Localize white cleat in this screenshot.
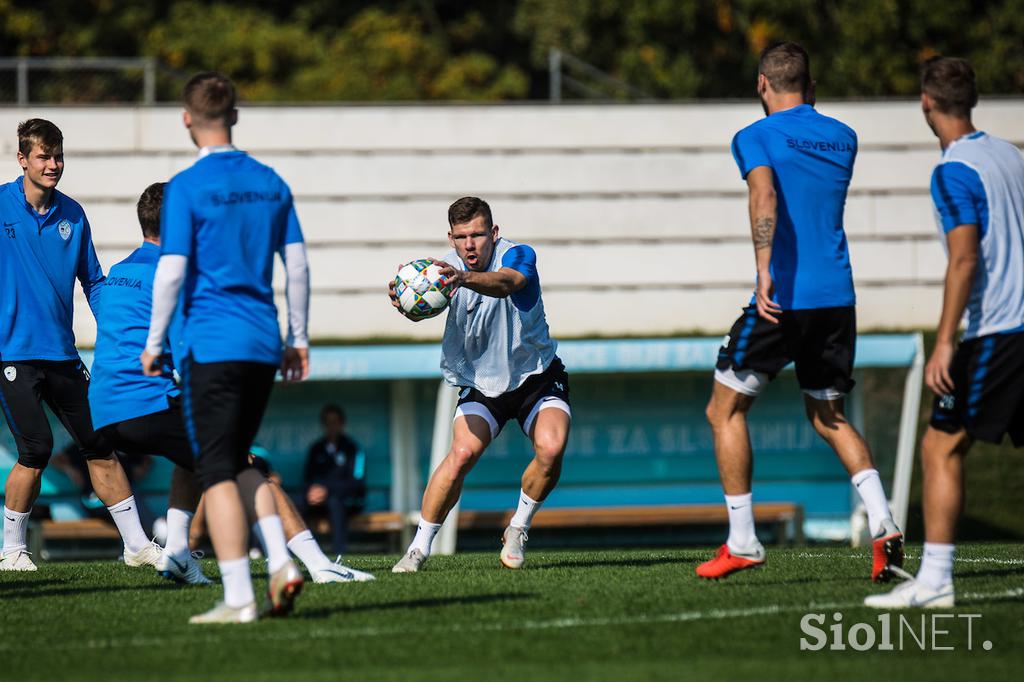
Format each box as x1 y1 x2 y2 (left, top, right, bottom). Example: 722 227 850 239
0 549 38 572
189 601 258 624
392 548 427 573
124 540 163 568
864 577 955 609
157 551 213 585
500 526 528 569
313 557 376 583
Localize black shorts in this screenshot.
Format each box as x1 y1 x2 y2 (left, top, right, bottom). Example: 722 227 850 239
0 359 112 469
930 331 1024 446
180 355 277 490
97 397 195 470
715 305 856 395
455 357 571 439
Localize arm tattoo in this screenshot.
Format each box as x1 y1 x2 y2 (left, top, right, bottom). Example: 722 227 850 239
752 216 775 250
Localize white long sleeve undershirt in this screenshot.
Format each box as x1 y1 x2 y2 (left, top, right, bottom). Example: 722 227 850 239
283 241 310 348
145 254 187 357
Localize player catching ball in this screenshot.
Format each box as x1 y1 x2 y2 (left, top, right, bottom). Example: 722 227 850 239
698 43 904 581
389 197 571 572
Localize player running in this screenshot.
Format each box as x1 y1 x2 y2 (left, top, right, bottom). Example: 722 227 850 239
141 73 311 623
866 58 1024 608
1 119 159 572
389 197 571 572
697 43 903 581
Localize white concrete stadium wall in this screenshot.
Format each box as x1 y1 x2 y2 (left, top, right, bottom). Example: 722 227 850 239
1 100 1021 344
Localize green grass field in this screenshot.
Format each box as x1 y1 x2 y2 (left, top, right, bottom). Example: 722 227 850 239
2 545 1021 681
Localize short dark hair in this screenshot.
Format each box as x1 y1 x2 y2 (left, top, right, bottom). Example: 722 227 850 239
136 183 165 239
17 118 63 157
182 72 236 125
448 196 493 229
921 56 977 119
321 404 346 423
759 42 811 95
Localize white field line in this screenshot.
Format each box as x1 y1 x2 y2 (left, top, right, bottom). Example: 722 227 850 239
3 587 1021 652
795 552 1024 566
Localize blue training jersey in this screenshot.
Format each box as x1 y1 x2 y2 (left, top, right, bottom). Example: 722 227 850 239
731 104 858 310
89 242 182 430
161 148 305 365
930 131 1024 340
0 177 105 361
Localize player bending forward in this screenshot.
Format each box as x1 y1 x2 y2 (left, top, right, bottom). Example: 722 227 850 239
142 73 310 623
866 58 1024 608
390 197 571 572
698 43 904 581
1 119 159 572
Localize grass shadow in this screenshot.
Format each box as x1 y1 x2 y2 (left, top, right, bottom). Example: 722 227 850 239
296 592 537 620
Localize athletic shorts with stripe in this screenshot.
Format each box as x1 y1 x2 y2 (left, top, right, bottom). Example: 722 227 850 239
714 305 856 399
0 359 112 468
179 355 277 490
930 330 1024 446
455 357 571 441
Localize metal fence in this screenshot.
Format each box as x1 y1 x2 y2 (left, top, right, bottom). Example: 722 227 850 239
0 57 184 105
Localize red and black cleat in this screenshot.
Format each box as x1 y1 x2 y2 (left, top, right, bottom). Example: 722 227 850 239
872 528 905 583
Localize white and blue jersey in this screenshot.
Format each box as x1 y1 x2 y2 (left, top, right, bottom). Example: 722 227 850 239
89 242 181 430
441 238 557 397
731 104 857 310
161 148 305 365
930 131 1024 340
0 177 105 361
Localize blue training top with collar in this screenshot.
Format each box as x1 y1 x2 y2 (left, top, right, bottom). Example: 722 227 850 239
0 176 105 362
160 149 305 365
731 104 858 310
89 241 183 430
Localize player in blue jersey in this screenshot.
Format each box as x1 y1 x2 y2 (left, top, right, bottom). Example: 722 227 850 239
141 73 311 623
93 182 370 586
389 197 571 573
0 119 160 572
698 43 904 580
867 58 1024 609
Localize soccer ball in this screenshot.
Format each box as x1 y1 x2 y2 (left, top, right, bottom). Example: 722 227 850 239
393 259 455 320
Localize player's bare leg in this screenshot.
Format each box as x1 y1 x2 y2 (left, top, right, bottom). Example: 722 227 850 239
1 465 43 570
269 478 374 583
696 381 765 578
804 396 903 580
393 415 490 572
189 480 257 623
865 426 967 608
86 454 163 567
502 408 570 569
237 468 302 616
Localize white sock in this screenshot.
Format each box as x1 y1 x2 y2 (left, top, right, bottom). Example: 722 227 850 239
409 520 442 557
509 489 542 530
725 493 758 552
916 542 955 590
255 515 290 573
851 468 893 536
3 506 31 555
287 529 333 573
164 507 193 562
218 556 255 608
107 496 150 553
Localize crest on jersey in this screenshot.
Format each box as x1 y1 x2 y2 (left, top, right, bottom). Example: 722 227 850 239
58 220 72 241
3 366 15 382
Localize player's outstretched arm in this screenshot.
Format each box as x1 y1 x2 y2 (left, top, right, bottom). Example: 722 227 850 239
280 241 310 381
141 254 187 376
746 166 782 324
77 217 106 315
434 260 527 299
926 225 979 395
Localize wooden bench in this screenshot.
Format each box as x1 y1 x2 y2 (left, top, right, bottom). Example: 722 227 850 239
33 502 804 556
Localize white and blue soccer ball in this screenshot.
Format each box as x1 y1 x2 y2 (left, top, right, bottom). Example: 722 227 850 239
394 259 455 320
